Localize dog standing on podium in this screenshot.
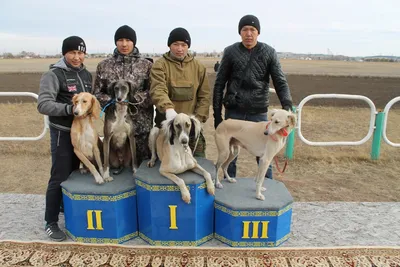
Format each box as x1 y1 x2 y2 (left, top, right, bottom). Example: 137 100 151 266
214 109 296 201
147 113 215 204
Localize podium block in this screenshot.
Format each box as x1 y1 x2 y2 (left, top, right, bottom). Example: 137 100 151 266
214 178 293 247
135 158 215 246
61 169 137 244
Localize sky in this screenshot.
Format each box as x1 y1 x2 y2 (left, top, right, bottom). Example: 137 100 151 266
1 0 399 57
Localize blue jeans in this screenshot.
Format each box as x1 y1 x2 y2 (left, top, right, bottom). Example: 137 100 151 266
224 109 273 179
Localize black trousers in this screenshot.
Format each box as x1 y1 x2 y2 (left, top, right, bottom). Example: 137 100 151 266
45 127 80 224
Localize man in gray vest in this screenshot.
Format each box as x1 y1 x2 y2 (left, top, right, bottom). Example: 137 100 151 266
37 36 92 241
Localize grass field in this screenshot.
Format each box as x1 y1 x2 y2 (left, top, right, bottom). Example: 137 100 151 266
2 57 400 77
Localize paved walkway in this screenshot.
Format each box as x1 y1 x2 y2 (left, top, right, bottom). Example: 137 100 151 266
1 193 399 247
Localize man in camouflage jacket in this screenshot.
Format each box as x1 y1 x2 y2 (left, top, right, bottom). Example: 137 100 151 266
92 25 153 165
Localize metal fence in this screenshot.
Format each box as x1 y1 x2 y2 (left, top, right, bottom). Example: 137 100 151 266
1 92 399 160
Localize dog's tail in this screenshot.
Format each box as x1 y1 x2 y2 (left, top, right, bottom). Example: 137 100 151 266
147 127 160 167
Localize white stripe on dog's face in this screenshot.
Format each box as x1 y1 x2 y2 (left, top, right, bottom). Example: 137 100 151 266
174 114 191 148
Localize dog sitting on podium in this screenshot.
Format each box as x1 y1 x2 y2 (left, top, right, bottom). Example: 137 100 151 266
71 92 108 184
147 113 215 204
214 108 296 201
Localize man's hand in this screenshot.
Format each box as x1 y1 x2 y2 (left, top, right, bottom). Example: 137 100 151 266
166 109 177 120
213 109 223 129
66 104 74 115
214 116 223 129
283 105 292 112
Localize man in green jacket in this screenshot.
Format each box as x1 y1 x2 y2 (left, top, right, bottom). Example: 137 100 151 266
150 27 210 157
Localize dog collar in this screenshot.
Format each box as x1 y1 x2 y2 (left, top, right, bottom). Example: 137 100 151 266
100 99 129 118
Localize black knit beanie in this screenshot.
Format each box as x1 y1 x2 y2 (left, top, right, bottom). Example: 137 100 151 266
114 25 137 45
62 36 86 55
238 15 261 34
167 28 191 48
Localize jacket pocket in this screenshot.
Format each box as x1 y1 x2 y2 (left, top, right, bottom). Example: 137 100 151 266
169 81 194 101
223 93 237 109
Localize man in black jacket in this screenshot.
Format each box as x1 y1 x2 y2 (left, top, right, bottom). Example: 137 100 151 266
213 14 293 180
37 36 91 241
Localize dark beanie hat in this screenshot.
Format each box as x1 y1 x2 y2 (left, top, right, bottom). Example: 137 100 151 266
62 36 86 55
238 15 261 34
114 25 137 45
167 27 191 48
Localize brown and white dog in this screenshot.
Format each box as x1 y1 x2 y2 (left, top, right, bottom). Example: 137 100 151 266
147 113 215 204
71 92 108 184
214 109 296 200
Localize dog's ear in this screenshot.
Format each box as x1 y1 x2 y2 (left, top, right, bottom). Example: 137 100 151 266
168 119 175 145
269 109 278 120
72 94 78 105
107 81 117 99
127 81 137 102
287 113 297 128
90 95 101 119
189 116 201 139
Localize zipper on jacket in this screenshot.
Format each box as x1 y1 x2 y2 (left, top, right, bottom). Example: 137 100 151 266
77 73 86 92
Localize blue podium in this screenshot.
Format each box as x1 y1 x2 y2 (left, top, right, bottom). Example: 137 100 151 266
214 178 293 247
61 169 137 244
135 158 215 246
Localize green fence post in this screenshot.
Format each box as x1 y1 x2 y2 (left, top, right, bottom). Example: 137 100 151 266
371 111 384 160
285 106 296 160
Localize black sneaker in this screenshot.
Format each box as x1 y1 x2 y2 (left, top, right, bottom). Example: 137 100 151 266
45 222 66 242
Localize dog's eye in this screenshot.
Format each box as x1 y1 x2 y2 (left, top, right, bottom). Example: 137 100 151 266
175 124 181 129
83 100 87 103
185 122 190 128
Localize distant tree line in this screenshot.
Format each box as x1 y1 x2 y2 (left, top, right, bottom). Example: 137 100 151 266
363 58 399 62
1 51 399 62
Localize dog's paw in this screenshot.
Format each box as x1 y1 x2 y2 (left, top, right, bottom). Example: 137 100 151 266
256 193 265 201
261 186 266 192
215 182 223 189
95 175 105 185
182 193 191 204
207 185 215 196
132 167 137 174
147 160 156 168
227 178 237 183
104 176 114 182
79 168 89 174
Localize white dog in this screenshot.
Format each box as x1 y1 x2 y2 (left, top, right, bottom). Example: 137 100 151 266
147 113 215 204
214 109 296 200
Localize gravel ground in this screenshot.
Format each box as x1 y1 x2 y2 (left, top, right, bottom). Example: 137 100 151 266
0 193 399 247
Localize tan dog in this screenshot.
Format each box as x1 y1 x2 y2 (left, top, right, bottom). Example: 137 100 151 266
71 92 108 184
214 109 296 200
147 113 215 204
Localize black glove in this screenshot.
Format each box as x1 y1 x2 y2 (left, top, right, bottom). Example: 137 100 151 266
283 105 292 111
66 104 74 115
214 110 223 129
